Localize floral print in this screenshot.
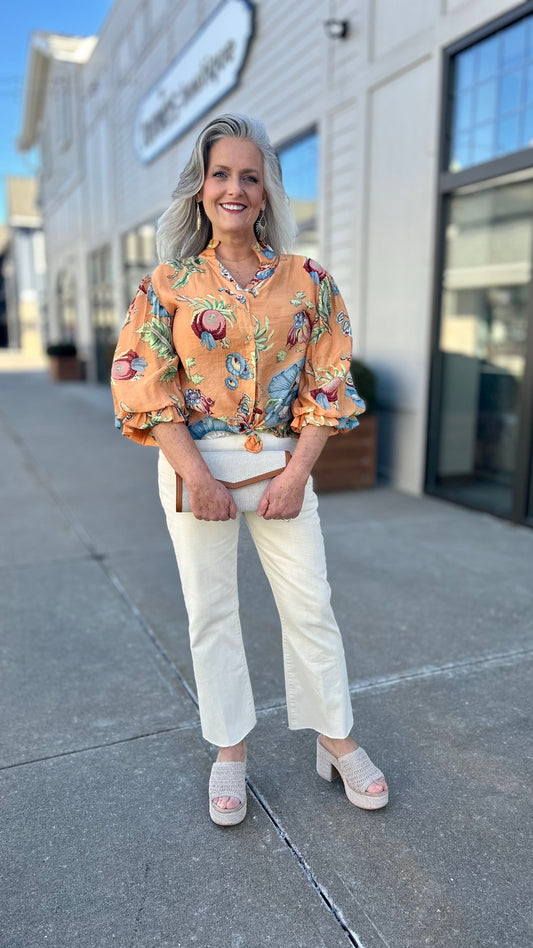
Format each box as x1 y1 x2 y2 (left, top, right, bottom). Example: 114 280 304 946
185 295 235 350
184 388 215 414
111 349 148 380
264 359 305 428
111 239 364 446
192 308 227 349
310 377 342 411
303 258 327 284
226 353 252 382
147 285 172 320
287 311 312 348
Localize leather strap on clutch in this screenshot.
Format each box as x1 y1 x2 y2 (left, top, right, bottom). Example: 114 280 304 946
176 449 292 512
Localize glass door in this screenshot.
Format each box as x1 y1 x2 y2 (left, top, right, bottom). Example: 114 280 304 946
428 176 533 520
528 439 533 524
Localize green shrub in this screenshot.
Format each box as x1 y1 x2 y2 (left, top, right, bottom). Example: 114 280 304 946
46 342 77 357
350 359 376 415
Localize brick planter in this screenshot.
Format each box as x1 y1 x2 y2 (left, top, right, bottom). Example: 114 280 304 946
48 356 81 382
312 415 377 492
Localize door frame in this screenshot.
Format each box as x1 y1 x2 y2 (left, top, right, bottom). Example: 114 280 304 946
425 2 533 526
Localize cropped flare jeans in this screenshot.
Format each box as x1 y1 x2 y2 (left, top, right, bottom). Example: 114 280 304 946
157 434 354 747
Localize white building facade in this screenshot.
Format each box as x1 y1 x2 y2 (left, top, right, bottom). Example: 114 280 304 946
2 177 46 354
19 0 533 525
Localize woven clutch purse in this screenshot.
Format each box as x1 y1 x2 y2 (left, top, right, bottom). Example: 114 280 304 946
175 449 292 512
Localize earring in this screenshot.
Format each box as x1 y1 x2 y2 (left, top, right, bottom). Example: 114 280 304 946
255 210 267 241
196 202 202 231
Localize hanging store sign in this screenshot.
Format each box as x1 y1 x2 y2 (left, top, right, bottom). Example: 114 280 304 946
134 0 255 164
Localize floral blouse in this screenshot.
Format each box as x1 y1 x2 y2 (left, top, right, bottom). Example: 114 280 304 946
111 239 365 448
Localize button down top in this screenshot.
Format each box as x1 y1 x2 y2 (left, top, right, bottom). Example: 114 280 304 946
111 239 365 446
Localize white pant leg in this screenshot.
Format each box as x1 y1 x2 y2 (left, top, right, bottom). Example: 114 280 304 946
244 479 354 739
157 451 256 746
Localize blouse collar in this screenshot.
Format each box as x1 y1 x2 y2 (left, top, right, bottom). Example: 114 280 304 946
203 237 278 266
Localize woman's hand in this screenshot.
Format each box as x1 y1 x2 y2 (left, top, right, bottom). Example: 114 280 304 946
257 469 306 520
256 425 331 520
152 422 237 521
188 472 237 521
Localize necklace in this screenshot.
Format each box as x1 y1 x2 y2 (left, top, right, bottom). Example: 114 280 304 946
215 252 258 289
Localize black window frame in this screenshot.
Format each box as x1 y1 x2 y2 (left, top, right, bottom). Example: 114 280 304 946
426 0 533 526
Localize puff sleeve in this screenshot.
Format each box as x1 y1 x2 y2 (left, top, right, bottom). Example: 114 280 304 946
111 265 188 446
291 268 366 434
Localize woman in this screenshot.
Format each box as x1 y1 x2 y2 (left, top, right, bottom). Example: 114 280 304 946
111 113 388 826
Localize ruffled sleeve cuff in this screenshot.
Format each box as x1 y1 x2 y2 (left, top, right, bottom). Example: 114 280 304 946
114 401 187 446
111 268 190 446
290 401 361 435
290 373 366 434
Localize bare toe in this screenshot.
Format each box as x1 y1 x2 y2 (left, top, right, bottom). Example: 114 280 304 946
213 795 243 809
367 780 387 794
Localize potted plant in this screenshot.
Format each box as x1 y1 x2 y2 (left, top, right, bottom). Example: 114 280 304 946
312 358 378 492
46 342 81 382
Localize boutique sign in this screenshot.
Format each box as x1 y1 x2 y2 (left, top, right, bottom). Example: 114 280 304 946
134 0 255 164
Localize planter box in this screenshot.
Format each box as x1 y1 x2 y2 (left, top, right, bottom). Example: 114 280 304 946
48 356 81 382
312 415 377 492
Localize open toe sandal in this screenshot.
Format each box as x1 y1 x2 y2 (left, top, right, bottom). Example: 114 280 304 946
209 759 247 826
316 737 388 810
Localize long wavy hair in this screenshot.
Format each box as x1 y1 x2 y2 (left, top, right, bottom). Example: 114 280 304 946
156 113 296 261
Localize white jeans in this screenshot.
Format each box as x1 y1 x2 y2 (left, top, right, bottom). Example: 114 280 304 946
157 434 354 746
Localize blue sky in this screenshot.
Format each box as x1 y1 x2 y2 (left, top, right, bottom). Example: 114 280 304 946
1 0 113 224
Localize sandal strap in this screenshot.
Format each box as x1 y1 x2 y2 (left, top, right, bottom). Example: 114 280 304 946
336 747 384 793
209 760 247 803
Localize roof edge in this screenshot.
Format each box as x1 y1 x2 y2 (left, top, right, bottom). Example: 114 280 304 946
17 32 98 152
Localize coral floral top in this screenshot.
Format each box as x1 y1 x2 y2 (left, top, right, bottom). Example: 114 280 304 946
111 239 365 448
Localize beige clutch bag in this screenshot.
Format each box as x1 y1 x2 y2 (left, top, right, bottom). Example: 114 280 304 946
175 449 292 512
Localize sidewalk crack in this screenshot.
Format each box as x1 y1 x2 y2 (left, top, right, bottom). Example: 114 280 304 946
128 859 152 948
348 647 533 695
246 777 388 948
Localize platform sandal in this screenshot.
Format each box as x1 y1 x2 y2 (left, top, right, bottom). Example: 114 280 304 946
209 758 247 826
316 737 388 810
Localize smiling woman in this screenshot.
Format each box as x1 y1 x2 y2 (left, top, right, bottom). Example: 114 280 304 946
156 114 295 261
111 112 388 827
197 137 267 288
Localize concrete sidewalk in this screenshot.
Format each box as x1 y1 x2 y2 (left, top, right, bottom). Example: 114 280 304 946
1 369 532 948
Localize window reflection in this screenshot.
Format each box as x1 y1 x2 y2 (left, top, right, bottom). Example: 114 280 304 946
89 245 116 382
434 180 533 516
278 132 318 258
56 270 77 343
122 222 156 307
449 13 533 171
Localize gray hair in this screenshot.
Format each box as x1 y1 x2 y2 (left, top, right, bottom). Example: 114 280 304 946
156 113 296 261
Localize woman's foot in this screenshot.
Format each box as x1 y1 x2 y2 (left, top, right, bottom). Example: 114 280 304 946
212 739 247 810
319 734 387 795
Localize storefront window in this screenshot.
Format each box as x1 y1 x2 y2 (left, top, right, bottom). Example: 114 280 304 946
433 179 532 518
89 245 115 383
429 6 533 525
122 222 156 307
449 13 533 171
278 132 318 257
56 270 77 342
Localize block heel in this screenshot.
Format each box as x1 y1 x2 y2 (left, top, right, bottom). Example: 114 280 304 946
316 737 388 810
316 740 340 781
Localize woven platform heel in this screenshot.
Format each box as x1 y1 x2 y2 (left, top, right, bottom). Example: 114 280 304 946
316 737 388 810
316 743 338 781
209 758 248 826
